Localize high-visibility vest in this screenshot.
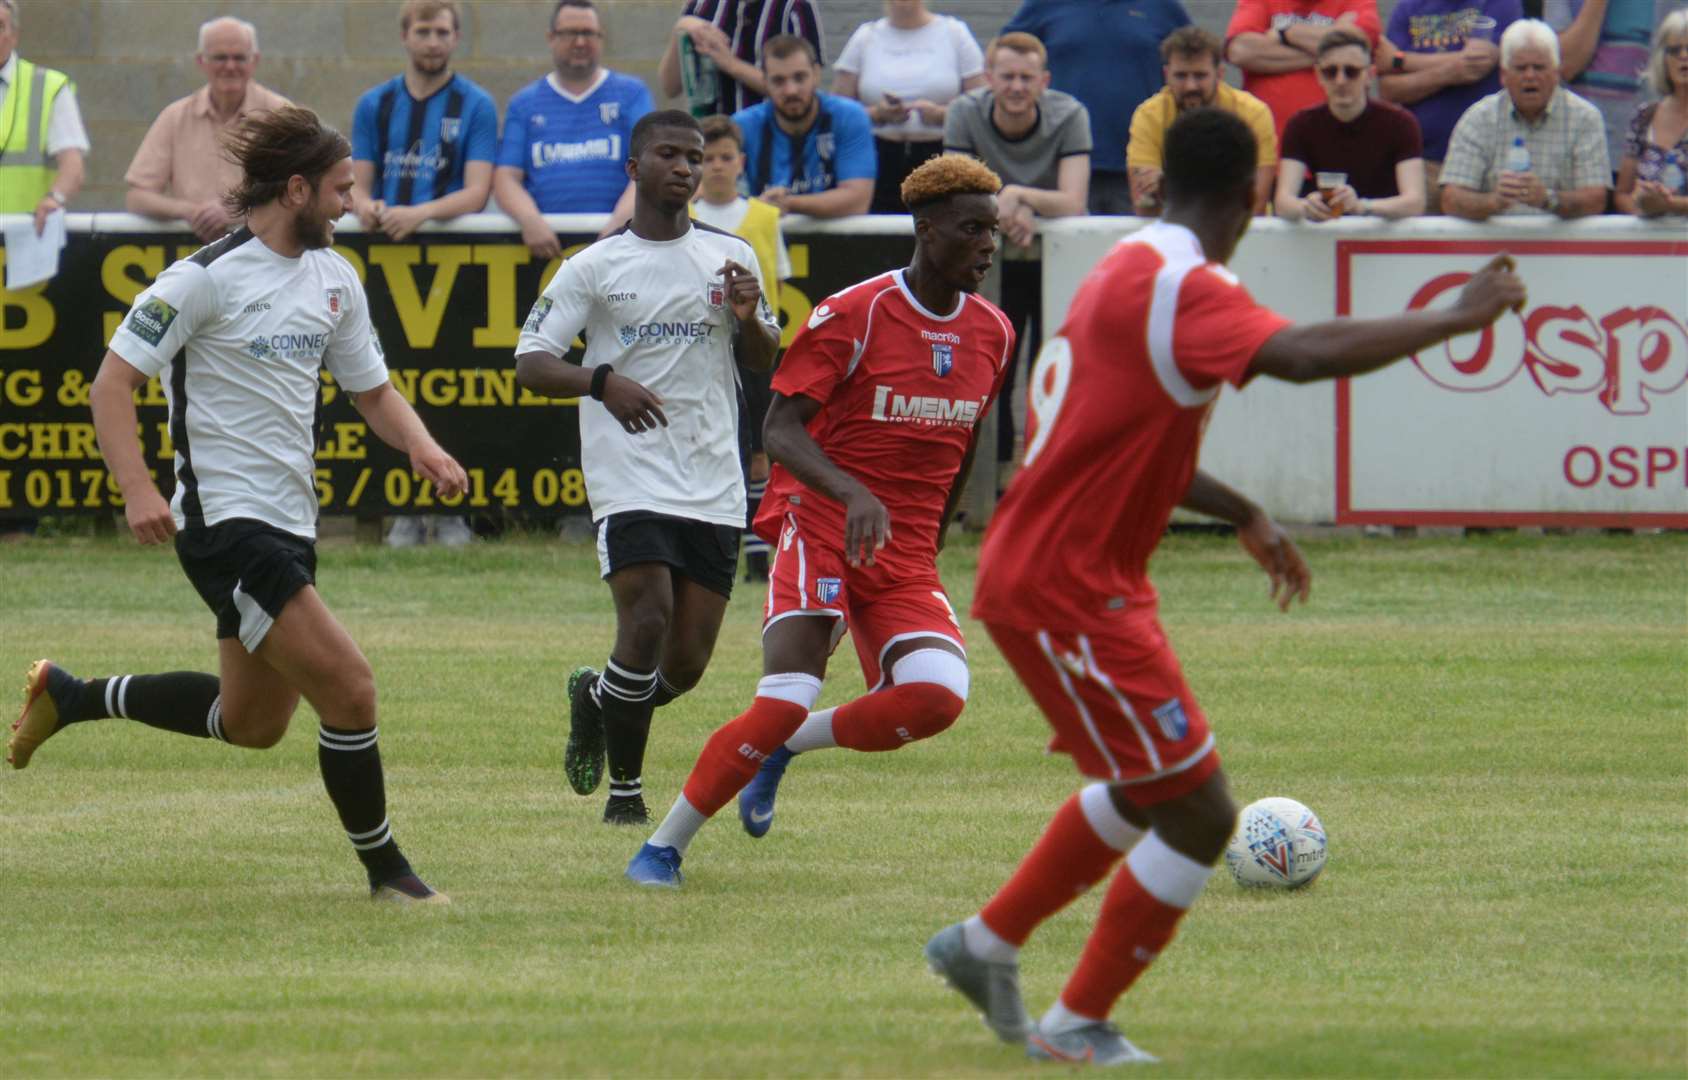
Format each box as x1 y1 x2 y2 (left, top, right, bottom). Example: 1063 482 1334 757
0 59 72 213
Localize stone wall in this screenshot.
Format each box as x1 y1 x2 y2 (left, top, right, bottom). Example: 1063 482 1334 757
27 0 1395 210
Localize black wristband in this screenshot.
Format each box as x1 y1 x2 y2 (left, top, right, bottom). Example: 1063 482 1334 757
589 363 613 401
1278 26 1291 46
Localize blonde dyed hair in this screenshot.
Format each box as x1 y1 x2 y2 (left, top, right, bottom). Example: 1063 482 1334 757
900 153 1002 212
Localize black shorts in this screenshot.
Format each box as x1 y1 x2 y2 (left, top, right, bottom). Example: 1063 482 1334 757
596 511 739 599
176 518 316 651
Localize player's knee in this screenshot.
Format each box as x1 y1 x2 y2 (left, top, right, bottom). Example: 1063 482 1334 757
618 608 671 666
897 681 966 740
322 660 378 731
1159 783 1238 864
888 648 970 741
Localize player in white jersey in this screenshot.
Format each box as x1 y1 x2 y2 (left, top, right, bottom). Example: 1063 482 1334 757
9 107 469 905
517 110 780 825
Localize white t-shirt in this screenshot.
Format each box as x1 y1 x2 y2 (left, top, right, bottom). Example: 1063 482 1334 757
691 196 793 283
835 15 984 141
517 223 779 528
109 228 388 539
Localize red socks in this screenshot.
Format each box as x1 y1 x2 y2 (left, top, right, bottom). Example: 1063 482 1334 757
831 682 964 752
680 695 808 816
979 788 1136 945
1058 832 1213 1020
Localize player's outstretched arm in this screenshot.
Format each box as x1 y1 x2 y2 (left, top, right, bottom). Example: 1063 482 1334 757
764 391 890 567
1249 254 1526 384
1181 470 1310 612
349 381 467 498
90 350 176 545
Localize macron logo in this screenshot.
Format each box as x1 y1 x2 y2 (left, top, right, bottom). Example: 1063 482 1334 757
807 305 837 330
870 385 984 427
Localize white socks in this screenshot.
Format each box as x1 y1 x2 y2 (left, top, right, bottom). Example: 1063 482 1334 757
963 914 1018 964
648 794 708 855
1041 999 1101 1036
782 706 837 753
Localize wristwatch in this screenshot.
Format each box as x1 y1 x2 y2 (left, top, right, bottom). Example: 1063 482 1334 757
1278 26 1292 46
47 190 66 206
1544 188 1560 213
1391 52 1406 72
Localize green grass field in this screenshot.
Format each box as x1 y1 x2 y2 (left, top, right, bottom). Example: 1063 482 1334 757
1 531 1683 1078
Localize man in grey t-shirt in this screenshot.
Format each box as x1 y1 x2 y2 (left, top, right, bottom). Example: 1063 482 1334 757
943 31 1090 479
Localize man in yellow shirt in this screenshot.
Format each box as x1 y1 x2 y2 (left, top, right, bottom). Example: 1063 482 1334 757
1127 27 1278 214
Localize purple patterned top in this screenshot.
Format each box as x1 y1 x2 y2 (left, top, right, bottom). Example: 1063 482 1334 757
1624 102 1688 195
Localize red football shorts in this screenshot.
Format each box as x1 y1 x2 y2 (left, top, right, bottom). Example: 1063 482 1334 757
984 615 1219 807
764 513 965 689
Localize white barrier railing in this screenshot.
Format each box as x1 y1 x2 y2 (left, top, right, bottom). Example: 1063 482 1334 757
24 212 1687 526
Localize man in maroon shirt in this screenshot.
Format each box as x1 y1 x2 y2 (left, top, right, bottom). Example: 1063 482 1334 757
1274 27 1428 219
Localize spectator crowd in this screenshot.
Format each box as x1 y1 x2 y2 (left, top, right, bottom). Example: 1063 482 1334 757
6 0 1685 528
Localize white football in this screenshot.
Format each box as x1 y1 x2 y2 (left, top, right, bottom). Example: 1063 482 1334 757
1225 797 1328 889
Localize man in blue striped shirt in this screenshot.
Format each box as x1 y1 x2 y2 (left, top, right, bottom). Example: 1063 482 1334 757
351 0 497 241
494 0 654 257
352 0 495 548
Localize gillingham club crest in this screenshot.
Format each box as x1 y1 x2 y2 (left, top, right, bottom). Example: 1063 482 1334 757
814 577 842 604
600 101 620 125
931 342 954 377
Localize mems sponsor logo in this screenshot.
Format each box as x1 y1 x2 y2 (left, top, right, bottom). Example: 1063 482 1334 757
532 135 622 169
869 385 985 427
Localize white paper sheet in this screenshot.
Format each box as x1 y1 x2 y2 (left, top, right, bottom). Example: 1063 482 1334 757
4 209 66 290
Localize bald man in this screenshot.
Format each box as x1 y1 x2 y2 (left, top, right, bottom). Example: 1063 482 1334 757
125 16 290 241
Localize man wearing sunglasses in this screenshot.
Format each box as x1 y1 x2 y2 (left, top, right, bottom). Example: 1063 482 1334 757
1275 28 1427 219
494 0 653 257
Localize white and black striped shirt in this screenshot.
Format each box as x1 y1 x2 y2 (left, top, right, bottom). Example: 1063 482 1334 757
109 228 388 539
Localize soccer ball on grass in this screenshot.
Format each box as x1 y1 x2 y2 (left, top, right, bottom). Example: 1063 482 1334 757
1225 797 1328 889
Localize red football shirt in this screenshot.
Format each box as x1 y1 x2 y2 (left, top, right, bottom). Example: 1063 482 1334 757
756 269 1015 576
973 223 1291 633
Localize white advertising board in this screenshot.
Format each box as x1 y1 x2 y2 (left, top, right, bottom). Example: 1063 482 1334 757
1042 217 1688 525
1338 239 1688 527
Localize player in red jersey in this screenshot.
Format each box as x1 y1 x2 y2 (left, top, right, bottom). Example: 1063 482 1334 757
626 154 1016 887
925 108 1527 1064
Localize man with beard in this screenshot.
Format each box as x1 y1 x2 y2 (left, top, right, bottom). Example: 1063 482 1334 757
351 0 497 243
351 0 496 551
731 34 875 218
495 0 653 257
1128 27 1279 215
516 110 780 826
624 153 1016 888
1440 17 1610 218
12 106 468 906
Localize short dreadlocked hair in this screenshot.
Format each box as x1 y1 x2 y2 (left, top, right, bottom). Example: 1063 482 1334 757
901 153 1002 216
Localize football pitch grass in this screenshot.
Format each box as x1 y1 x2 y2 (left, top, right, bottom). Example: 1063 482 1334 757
1 530 1683 1078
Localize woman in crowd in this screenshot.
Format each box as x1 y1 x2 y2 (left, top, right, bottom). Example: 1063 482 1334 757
833 0 987 213
1614 7 1688 216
